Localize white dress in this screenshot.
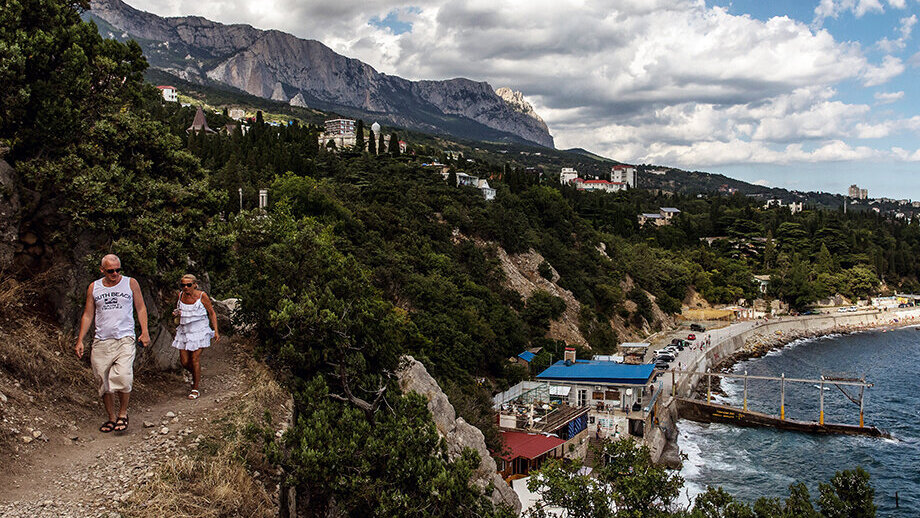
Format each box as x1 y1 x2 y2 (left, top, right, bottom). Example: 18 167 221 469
172 295 214 351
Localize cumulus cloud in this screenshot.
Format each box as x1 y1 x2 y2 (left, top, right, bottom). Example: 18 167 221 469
752 179 770 186
814 0 885 26
862 55 905 86
877 14 917 51
874 91 904 104
126 0 919 168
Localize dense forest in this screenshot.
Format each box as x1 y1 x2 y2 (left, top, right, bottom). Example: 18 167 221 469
0 1 891 515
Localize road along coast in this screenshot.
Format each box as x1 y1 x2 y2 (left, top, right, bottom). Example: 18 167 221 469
647 306 920 465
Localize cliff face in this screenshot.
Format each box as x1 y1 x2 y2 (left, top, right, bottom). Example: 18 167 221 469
86 0 554 148
397 356 522 515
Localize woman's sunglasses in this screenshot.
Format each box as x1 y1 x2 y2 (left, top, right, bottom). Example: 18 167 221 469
180 283 194 287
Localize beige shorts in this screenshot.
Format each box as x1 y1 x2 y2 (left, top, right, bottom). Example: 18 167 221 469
90 336 136 396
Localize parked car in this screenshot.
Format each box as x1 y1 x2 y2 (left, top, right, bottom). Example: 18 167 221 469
690 323 706 332
655 353 675 362
687 333 696 340
654 361 670 370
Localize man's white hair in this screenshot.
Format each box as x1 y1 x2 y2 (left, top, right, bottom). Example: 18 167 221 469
101 254 121 267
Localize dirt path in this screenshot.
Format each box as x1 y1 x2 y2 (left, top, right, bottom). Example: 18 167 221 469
0 340 246 517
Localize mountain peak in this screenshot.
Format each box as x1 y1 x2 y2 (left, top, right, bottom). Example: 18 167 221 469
495 87 547 127
87 0 554 148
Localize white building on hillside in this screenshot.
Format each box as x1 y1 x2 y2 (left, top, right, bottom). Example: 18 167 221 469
572 178 627 193
319 118 357 149
560 167 578 184
611 164 636 188
156 85 178 102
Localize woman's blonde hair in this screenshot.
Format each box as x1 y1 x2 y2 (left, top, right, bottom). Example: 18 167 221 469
180 274 198 286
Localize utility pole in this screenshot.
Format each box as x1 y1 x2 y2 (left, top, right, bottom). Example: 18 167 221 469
238 187 243 212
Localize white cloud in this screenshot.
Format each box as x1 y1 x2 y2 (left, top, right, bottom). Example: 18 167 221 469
124 0 920 168
874 91 904 104
862 55 905 86
877 14 917 51
752 179 770 186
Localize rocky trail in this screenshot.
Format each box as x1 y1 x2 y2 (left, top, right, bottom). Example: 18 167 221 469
0 339 248 517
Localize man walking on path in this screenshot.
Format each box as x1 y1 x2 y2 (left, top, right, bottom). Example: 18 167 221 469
75 254 149 433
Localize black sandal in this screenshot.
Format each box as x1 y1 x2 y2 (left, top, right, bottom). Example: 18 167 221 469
99 420 116 433
113 416 129 432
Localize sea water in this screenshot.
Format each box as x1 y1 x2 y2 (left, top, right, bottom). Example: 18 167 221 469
679 327 920 516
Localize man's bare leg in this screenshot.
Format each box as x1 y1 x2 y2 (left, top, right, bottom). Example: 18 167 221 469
102 392 116 421
117 392 130 419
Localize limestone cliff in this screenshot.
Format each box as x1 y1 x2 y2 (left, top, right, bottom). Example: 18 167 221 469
397 356 522 515
86 0 555 148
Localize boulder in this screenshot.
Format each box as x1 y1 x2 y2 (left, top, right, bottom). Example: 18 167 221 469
397 356 522 515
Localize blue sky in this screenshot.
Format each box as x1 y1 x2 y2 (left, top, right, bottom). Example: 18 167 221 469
136 0 920 198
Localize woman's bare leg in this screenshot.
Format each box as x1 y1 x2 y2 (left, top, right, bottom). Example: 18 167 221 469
190 349 202 391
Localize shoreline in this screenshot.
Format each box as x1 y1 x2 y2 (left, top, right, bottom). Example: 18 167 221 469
650 308 920 466
708 315 920 375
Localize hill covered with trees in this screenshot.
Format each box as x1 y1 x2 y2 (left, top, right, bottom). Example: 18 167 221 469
0 1 897 515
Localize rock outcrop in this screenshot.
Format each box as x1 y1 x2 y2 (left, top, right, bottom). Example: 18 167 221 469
86 0 555 148
492 245 587 346
397 356 522 515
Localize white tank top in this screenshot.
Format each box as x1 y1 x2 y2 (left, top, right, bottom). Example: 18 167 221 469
93 276 135 340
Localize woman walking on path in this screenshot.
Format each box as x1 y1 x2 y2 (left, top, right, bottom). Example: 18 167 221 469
172 274 219 399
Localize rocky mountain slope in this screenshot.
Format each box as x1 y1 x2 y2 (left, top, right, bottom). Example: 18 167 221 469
85 0 554 148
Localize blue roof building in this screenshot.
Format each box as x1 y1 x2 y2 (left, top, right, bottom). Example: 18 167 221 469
517 351 536 362
536 360 654 386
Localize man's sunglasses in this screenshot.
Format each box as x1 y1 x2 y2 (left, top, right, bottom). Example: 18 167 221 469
180 283 194 287
104 268 122 274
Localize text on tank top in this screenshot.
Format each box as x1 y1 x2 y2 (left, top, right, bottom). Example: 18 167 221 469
93 276 135 340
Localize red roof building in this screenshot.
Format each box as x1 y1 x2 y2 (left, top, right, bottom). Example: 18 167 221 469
497 430 566 479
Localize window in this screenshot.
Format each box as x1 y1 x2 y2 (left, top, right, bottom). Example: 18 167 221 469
578 389 588 407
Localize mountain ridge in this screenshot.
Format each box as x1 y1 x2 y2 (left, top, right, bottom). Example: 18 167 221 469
85 0 555 148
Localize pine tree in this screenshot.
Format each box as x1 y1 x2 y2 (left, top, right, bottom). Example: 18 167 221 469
390 132 400 157
355 120 365 152
367 130 376 154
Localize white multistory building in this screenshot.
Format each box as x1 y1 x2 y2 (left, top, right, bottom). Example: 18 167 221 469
560 167 578 185
611 164 636 188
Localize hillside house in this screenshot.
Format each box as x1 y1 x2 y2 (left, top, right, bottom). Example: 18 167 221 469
638 213 663 226
156 85 178 102
611 164 636 188
534 348 656 437
571 178 627 193
560 167 578 184
455 173 496 201
319 118 356 149
496 430 566 479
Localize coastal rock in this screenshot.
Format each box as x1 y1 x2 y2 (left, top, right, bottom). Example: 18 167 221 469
397 356 522 515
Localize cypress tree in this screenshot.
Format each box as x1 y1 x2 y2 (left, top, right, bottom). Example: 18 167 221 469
390 132 400 157
368 130 376 154
378 132 386 156
355 119 365 152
